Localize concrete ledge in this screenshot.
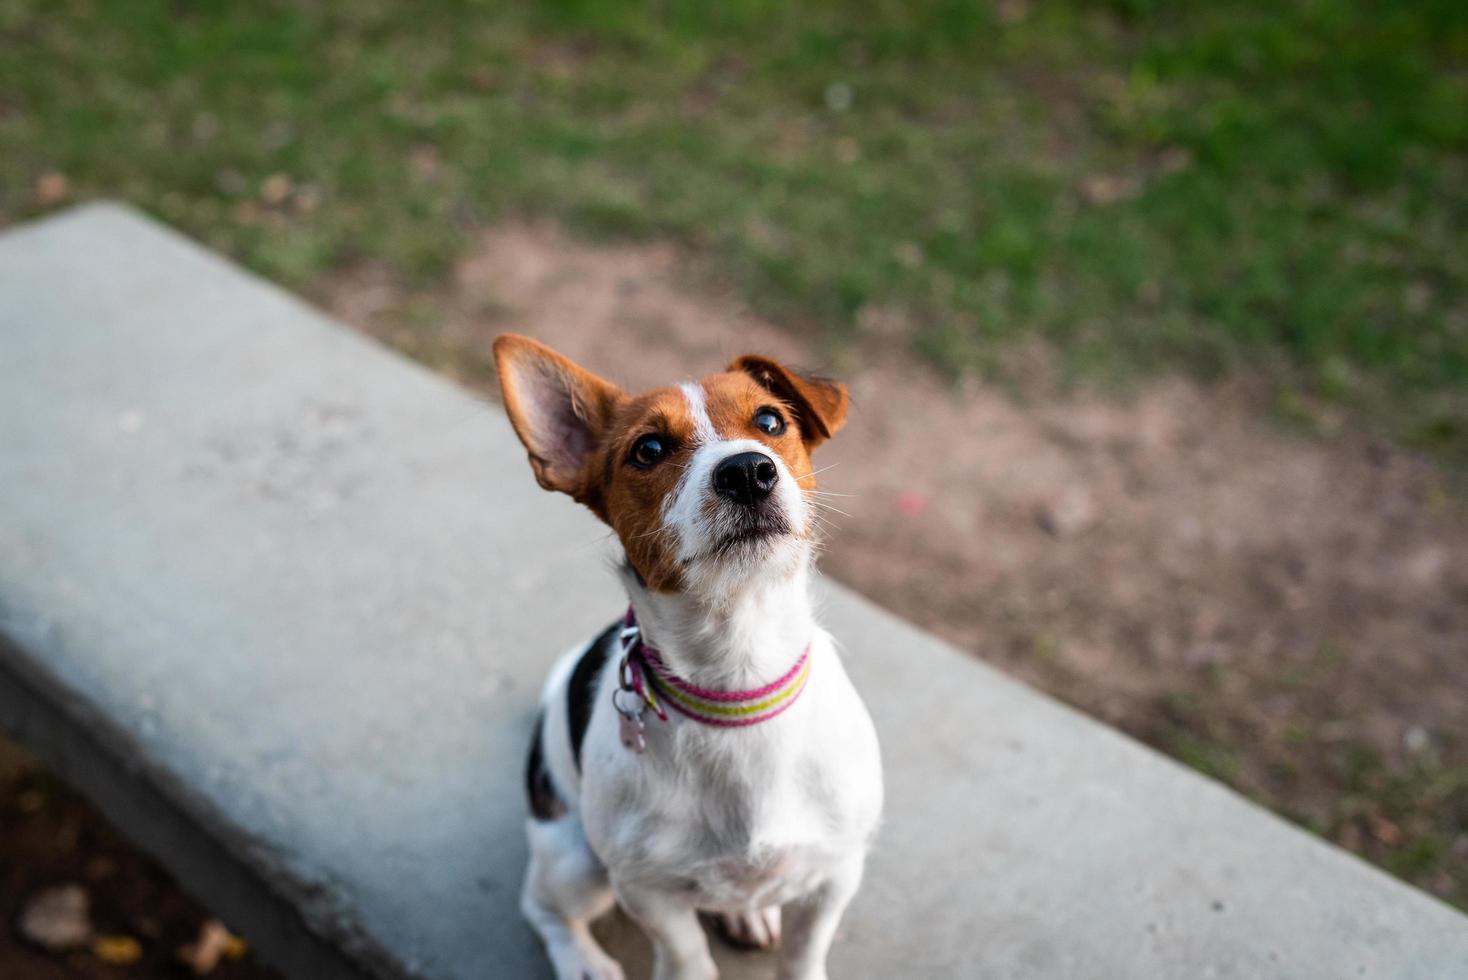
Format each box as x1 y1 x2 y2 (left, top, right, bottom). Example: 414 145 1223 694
0 636 398 979
2 202 1466 979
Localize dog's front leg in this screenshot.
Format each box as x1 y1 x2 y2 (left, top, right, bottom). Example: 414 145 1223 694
776 854 865 980
616 884 718 980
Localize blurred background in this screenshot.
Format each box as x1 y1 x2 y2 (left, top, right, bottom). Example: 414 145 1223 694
2 0 1465 975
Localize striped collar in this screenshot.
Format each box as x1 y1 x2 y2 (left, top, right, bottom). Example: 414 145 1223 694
617 607 811 728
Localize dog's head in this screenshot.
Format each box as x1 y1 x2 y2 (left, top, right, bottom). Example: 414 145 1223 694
493 335 847 598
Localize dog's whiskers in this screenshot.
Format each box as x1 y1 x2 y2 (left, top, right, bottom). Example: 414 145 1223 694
807 499 853 519
629 520 676 542
791 462 841 482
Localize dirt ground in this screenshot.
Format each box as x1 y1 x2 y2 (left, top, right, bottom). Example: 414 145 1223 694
3 220 1464 978
330 220 1468 906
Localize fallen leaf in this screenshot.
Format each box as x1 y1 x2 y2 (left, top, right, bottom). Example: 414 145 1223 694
92 934 143 965
996 0 1029 23
260 173 292 206
1078 173 1139 206
178 919 246 975
293 183 322 214
35 172 71 205
1369 815 1403 847
19 883 93 950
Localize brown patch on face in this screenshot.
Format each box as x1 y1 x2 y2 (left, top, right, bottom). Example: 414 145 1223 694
700 371 819 492
588 387 698 591
583 373 826 591
727 355 849 451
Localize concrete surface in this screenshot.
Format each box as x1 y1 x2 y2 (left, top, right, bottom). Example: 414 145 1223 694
1 202 1466 980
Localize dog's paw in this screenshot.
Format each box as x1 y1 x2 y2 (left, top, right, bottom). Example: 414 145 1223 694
549 944 626 980
710 906 782 950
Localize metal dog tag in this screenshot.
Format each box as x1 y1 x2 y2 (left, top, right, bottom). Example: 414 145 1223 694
618 710 646 754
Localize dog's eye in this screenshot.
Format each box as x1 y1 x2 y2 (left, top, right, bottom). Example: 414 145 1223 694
753 408 786 436
629 434 670 469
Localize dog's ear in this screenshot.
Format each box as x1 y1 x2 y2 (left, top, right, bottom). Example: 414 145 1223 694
729 355 849 449
493 334 624 500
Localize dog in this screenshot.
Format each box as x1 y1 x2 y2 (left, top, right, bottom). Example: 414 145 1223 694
493 335 882 980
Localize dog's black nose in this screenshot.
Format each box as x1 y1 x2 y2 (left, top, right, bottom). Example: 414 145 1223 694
713 451 779 508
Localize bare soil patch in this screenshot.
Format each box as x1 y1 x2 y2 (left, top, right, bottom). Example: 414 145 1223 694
326 220 1468 907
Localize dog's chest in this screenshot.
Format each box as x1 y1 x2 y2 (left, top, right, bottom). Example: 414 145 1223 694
690 841 828 910
655 789 839 910
589 732 858 908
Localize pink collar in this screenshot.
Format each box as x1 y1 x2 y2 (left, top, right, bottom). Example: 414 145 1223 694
616 607 812 730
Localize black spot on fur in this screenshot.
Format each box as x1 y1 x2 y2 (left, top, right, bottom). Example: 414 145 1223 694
568 620 621 773
525 710 566 821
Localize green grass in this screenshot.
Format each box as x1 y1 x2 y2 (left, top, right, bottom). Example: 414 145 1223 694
1152 691 1468 910
2 0 1466 448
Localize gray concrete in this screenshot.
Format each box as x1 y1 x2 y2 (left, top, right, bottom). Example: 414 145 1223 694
0 202 1464 980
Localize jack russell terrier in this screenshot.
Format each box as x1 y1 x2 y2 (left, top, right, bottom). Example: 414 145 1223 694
493 335 883 980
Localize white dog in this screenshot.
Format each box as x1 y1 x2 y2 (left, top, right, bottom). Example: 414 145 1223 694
494 335 882 980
